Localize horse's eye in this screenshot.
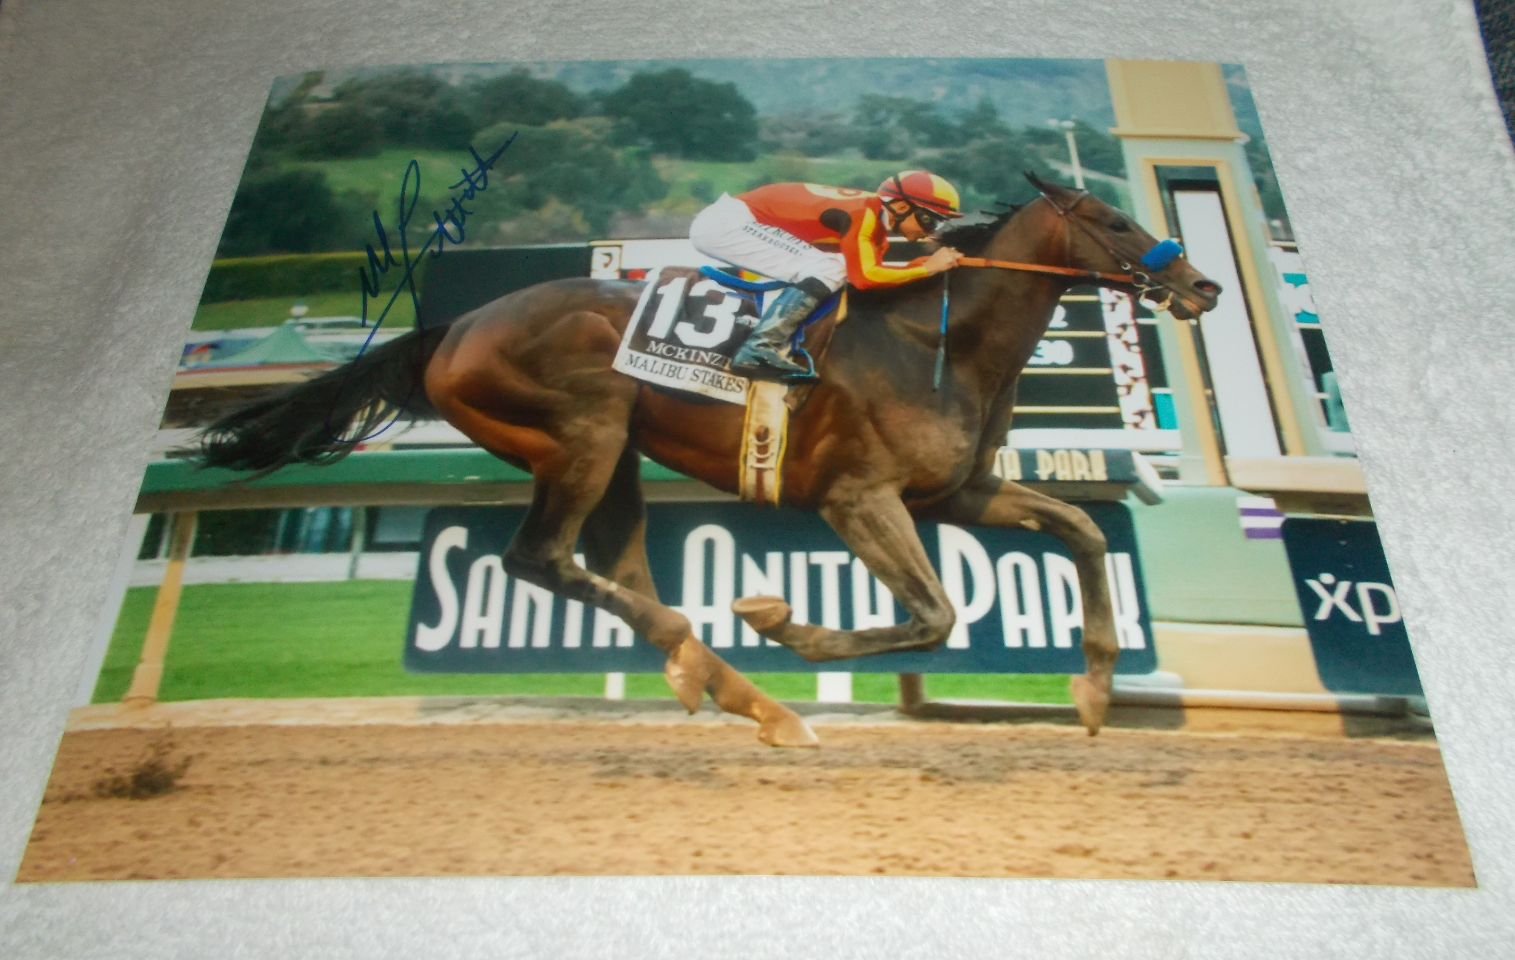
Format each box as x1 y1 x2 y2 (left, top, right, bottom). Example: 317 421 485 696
1110 220 1132 233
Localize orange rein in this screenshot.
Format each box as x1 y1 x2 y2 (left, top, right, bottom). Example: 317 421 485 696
955 256 1135 285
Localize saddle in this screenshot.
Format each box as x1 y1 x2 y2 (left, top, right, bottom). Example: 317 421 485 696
611 265 847 507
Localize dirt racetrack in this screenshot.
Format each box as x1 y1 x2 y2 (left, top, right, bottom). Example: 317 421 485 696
17 714 1473 885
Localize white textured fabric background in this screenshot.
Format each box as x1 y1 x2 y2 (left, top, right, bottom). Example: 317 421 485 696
1 0 1512 956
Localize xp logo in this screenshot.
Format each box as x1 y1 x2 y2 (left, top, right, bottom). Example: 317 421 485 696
1303 572 1401 636
1282 519 1421 696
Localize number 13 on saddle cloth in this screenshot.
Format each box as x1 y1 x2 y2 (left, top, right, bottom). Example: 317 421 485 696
611 266 847 506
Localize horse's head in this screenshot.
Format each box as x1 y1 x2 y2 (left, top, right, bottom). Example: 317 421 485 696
1022 173 1220 320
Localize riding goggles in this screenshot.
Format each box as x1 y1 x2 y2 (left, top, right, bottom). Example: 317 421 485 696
888 201 946 233
910 206 948 232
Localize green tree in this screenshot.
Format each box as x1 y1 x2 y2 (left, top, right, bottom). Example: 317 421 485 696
470 119 667 236
933 132 1058 211
758 110 855 157
852 95 963 159
471 69 585 127
855 126 912 162
329 70 475 152
216 170 367 257
1023 121 1126 178
270 69 477 159
599 69 758 161
1083 178 1127 211
295 103 379 159
957 98 1011 142
1067 120 1124 177
244 72 323 171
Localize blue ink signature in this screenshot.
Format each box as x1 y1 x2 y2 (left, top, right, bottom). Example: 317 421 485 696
357 132 517 331
326 133 515 442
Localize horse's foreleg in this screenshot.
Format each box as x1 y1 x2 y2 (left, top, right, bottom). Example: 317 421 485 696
917 477 1118 734
733 487 958 660
580 448 816 747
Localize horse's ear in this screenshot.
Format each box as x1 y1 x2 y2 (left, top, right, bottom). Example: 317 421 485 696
1024 171 1049 194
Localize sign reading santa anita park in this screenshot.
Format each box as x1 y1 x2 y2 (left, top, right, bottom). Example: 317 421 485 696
404 502 1156 674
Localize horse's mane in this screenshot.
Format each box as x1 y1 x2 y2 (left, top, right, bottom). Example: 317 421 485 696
934 204 1023 256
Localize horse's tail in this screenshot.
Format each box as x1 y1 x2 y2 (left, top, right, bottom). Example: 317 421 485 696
197 327 448 475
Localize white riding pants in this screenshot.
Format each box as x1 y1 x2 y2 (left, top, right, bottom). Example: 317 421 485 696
688 193 848 292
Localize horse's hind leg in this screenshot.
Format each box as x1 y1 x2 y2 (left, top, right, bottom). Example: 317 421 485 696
580 447 817 747
428 307 812 745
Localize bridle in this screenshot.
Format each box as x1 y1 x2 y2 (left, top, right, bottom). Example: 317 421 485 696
929 189 1191 391
954 191 1183 312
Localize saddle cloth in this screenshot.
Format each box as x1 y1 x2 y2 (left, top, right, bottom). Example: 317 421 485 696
612 266 762 405
612 266 844 505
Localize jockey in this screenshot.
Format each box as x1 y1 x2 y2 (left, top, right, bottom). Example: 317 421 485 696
689 170 965 380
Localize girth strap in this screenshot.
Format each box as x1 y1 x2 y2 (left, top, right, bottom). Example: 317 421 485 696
698 265 790 292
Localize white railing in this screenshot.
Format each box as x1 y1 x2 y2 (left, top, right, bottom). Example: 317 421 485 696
1007 427 1182 452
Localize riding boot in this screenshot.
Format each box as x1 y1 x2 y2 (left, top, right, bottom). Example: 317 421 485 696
731 279 830 381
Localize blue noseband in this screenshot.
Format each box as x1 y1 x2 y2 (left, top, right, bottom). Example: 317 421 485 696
1139 238 1183 271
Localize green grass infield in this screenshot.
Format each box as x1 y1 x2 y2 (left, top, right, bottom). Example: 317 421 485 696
94 581 1072 706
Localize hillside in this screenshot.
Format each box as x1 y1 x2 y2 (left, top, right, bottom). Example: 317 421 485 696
270 57 1120 128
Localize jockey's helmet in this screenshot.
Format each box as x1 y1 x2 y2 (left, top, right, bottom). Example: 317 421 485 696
878 171 962 230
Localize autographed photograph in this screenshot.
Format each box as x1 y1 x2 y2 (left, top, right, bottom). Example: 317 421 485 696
16 57 1473 885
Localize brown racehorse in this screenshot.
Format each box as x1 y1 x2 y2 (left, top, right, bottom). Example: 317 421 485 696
201 175 1220 747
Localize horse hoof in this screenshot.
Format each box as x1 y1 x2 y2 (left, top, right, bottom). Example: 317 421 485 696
664 641 708 713
731 595 791 633
1070 674 1111 736
757 708 819 748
